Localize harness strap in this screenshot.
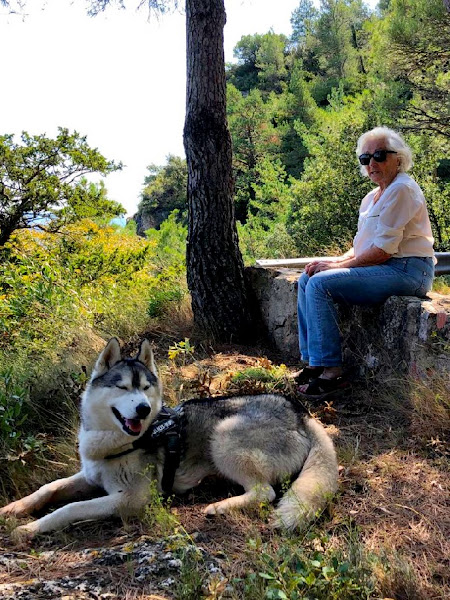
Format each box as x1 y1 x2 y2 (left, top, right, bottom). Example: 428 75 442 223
161 430 182 494
104 445 136 460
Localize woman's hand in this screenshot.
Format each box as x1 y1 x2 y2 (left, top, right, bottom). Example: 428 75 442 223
305 260 338 276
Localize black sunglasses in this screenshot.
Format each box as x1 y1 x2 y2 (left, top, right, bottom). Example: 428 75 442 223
358 150 397 165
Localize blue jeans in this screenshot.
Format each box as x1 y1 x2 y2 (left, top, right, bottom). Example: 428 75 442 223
297 257 435 367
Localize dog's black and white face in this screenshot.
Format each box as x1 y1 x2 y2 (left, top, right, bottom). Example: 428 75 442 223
82 338 162 437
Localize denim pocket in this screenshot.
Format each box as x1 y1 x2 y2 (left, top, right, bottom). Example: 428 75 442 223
388 257 434 297
406 258 434 297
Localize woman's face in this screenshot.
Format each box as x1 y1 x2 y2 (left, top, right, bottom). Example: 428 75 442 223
361 138 400 189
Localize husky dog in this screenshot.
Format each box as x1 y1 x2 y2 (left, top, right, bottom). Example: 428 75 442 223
1 339 338 539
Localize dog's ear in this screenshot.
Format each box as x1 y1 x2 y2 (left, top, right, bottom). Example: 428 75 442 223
92 338 122 378
137 339 158 375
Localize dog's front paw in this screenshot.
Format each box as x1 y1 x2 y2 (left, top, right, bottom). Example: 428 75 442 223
11 521 39 544
0 500 30 518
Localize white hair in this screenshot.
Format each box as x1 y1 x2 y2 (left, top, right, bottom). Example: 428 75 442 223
356 126 413 176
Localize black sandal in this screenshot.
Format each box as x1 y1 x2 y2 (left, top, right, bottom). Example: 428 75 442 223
292 367 324 385
297 376 351 400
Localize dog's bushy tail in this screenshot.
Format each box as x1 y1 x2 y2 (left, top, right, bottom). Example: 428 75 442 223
274 417 338 531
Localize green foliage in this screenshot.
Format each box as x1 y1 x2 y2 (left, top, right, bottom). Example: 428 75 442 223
290 0 371 104
281 60 318 178
0 128 122 246
287 91 374 255
227 32 290 94
233 534 375 600
145 209 187 269
239 220 297 264
173 547 207 600
226 359 288 395
0 369 29 447
290 0 319 48
227 85 283 221
231 367 276 384
238 159 298 262
147 285 184 319
0 234 81 354
137 155 187 230
230 363 287 385
408 135 450 251
255 32 290 94
376 0 450 138
249 159 291 222
56 177 124 224
315 0 369 83
145 211 187 317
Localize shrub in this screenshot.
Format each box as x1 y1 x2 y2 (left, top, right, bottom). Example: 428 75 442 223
0 369 29 447
433 275 450 295
145 210 188 318
233 534 375 600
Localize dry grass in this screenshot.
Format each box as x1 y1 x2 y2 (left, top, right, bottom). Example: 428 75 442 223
328 371 450 600
433 275 450 295
0 337 449 599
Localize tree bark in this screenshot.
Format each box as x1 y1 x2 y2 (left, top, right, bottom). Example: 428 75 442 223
184 0 253 341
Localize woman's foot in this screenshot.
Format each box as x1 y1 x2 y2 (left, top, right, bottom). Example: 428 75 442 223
296 375 351 400
298 366 342 393
292 366 324 385
321 366 343 379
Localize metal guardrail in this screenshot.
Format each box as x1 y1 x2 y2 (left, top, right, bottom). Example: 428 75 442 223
256 252 450 276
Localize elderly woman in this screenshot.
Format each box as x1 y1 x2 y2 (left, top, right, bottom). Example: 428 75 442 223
296 127 435 399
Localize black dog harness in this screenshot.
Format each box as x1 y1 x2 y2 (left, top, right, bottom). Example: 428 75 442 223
105 405 184 494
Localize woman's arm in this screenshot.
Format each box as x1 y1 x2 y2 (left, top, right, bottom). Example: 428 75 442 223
307 245 390 276
335 248 355 261
338 245 391 268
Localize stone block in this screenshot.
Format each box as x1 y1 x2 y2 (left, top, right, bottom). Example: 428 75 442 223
246 266 450 378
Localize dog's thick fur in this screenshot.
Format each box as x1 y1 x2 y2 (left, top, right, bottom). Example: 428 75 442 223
1 339 338 539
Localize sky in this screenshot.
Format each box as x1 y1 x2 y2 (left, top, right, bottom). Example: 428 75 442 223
0 0 376 216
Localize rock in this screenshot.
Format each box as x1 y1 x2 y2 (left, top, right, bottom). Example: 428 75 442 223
0 537 224 600
133 208 175 237
246 266 450 378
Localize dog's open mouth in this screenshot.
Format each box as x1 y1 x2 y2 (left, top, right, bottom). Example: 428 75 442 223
112 407 143 436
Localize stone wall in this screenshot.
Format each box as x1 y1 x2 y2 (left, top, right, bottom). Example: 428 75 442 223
246 266 450 378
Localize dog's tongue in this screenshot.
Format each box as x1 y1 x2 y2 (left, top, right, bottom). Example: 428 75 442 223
125 418 142 433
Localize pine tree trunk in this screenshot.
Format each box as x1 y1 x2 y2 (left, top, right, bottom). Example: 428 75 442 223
183 0 252 341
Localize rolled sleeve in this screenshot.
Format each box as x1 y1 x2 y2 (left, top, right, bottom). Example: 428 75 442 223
373 185 421 254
